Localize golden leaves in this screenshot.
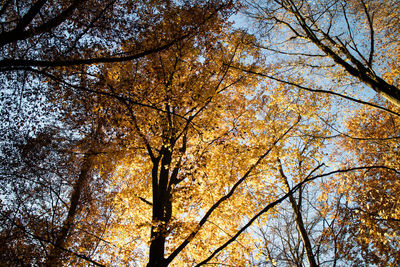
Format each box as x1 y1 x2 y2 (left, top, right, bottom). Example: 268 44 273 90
322 103 400 264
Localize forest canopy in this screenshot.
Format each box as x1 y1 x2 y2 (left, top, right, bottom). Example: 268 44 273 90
0 0 399 266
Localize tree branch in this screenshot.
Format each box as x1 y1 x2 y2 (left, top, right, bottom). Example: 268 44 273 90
230 65 400 117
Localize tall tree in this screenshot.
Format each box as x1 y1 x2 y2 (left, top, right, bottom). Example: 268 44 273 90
1 1 257 265
245 0 400 108
250 97 341 266
0 126 112 265
92 25 269 266
322 103 400 265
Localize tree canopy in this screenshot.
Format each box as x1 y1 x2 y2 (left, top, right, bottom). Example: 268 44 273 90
1 0 399 266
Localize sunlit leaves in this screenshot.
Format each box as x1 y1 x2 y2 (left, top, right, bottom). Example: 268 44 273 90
325 104 400 265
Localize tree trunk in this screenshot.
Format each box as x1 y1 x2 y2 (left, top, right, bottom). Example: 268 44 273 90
287 188 318 267
147 146 173 267
278 159 318 267
45 152 94 266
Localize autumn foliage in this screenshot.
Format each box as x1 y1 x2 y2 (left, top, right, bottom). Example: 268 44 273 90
0 0 399 266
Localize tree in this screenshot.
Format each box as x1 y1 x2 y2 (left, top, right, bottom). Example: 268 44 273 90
245 0 400 108
89 24 274 266
240 6 400 262
0 114 124 265
277 159 318 267
2 1 267 265
250 109 344 267
322 103 400 265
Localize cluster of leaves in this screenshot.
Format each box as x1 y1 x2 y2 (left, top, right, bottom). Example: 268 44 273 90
324 104 400 266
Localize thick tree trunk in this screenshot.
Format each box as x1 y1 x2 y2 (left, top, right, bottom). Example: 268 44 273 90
147 233 167 267
147 147 173 267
